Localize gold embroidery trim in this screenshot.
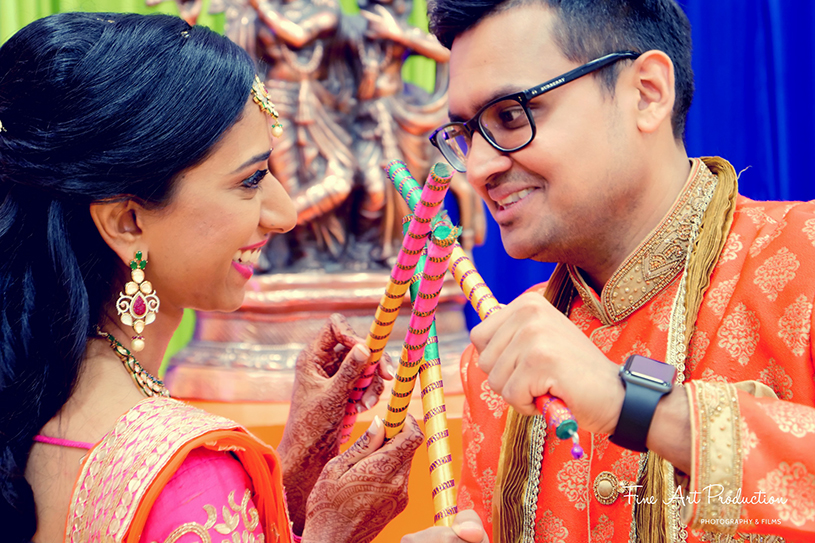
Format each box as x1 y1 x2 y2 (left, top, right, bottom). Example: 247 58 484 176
154 490 267 543
701 534 784 543
65 397 243 542
684 381 744 534
569 159 719 325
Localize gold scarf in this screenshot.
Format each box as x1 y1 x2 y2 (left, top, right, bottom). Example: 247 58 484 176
492 157 739 543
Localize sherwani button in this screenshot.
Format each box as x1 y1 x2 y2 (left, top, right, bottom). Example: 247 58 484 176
593 471 620 505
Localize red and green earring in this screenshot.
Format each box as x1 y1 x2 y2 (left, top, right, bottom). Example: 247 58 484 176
115 251 160 352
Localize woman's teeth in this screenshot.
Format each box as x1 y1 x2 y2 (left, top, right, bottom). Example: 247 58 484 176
233 248 261 266
496 188 534 208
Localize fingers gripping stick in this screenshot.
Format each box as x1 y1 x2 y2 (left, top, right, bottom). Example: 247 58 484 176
391 160 585 460
450 243 584 460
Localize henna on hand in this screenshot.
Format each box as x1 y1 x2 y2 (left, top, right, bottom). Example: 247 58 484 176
302 414 424 543
279 314 389 533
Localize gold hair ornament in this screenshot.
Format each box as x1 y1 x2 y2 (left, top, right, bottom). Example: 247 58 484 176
251 75 284 137
0 120 6 133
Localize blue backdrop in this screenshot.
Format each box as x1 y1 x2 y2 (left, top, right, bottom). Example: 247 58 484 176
465 0 815 327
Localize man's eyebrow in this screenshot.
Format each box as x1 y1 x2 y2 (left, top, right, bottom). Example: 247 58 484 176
448 85 526 123
231 150 272 174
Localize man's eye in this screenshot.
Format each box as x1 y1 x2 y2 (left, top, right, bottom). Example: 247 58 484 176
484 100 527 132
496 105 525 126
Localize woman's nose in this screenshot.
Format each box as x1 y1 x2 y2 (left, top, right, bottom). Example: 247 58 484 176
260 173 297 234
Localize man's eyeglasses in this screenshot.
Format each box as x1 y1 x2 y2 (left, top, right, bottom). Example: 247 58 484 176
429 51 641 173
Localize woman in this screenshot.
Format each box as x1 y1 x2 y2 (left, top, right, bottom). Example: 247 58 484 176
0 12 422 542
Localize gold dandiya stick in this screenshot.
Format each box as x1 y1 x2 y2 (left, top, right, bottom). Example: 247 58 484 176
384 222 458 439
340 162 454 443
388 160 584 459
418 340 458 526
407 220 458 527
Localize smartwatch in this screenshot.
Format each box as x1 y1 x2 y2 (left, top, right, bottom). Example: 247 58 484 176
609 355 676 452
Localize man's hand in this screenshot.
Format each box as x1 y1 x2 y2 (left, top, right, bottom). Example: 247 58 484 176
470 291 624 434
401 509 489 543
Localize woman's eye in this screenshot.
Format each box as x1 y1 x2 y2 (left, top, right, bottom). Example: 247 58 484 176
242 169 268 189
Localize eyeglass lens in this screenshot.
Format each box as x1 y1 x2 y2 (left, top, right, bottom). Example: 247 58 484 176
480 99 533 150
434 97 534 172
435 126 470 171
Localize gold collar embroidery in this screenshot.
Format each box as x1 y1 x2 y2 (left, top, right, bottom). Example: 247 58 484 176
568 159 719 325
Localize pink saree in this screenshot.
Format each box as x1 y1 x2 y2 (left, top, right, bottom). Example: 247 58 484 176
64 397 293 543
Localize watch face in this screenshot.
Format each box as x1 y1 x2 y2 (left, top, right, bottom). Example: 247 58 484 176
626 355 676 385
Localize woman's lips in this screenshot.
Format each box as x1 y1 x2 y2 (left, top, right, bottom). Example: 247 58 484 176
232 242 266 280
231 260 254 279
233 247 262 266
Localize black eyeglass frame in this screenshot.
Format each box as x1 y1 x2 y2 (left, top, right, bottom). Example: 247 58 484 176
429 51 641 172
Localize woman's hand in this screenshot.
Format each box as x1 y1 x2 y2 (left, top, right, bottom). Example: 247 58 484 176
301 414 424 543
401 510 489 543
279 314 394 533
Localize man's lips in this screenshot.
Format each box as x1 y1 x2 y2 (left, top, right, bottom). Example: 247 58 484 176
490 187 537 210
239 239 268 251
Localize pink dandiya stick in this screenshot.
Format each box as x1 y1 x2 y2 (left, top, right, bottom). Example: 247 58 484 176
340 162 454 443
383 224 458 439
385 162 584 457
397 216 458 527
450 249 584 459
409 223 458 526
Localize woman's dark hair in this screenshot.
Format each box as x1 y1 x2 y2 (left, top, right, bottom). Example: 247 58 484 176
428 0 694 140
0 13 255 539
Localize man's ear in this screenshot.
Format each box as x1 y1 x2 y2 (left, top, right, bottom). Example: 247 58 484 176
89 200 146 264
629 50 675 135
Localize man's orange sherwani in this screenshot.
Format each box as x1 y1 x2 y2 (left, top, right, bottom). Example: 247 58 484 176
459 159 815 542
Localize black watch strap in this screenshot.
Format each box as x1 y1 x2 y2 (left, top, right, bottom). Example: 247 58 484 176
609 379 666 452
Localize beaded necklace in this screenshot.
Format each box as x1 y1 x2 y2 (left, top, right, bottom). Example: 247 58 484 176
97 329 170 397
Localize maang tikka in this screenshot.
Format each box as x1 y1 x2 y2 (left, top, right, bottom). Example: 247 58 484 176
116 251 160 352
250 75 284 138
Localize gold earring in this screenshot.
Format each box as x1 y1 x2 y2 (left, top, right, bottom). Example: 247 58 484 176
116 251 159 352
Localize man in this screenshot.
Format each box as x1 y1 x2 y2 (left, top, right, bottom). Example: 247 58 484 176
404 1 815 542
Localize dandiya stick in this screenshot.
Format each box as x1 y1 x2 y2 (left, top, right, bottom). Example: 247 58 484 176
340 162 455 443
386 160 584 459
410 272 458 526
450 251 584 459
383 223 457 439
408 221 458 527
418 337 458 526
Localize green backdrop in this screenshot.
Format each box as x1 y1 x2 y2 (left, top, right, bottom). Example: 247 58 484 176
1 0 433 89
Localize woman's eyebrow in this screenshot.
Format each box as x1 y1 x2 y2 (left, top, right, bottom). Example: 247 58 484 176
231 150 272 174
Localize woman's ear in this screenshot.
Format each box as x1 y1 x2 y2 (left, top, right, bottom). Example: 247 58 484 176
89 200 146 264
630 50 676 135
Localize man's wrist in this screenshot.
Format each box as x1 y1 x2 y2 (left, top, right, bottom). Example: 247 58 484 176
645 386 692 473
